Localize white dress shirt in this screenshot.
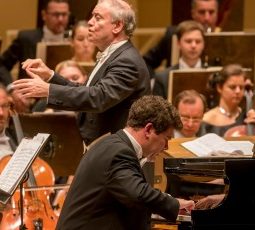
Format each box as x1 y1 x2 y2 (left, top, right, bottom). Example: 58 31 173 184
86 40 128 86
179 58 202 69
0 130 13 159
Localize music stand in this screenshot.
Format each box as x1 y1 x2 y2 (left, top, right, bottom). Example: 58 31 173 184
167 67 222 104
18 112 85 176
203 32 255 78
0 133 51 229
36 41 72 69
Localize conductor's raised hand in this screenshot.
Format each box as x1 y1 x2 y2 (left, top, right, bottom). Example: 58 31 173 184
22 58 54 82
12 69 50 98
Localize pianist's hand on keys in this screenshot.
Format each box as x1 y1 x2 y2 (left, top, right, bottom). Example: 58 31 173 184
177 198 195 213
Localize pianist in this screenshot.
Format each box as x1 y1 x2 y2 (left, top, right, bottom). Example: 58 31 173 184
56 95 195 230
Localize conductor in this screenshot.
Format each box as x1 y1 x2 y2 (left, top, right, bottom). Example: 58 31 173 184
12 0 151 146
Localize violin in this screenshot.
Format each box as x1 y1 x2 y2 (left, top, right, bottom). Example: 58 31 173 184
0 155 58 229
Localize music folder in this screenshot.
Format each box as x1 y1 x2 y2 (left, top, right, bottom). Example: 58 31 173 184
0 133 50 204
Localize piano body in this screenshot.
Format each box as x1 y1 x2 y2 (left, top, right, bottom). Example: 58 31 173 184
164 157 255 230
152 137 255 229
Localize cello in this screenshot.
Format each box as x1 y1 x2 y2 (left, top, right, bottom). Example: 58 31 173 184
0 115 58 229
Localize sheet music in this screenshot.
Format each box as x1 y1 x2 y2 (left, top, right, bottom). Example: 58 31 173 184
0 134 50 195
181 133 253 157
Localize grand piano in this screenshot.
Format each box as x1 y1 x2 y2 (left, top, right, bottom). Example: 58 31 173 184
164 157 255 230
153 137 255 230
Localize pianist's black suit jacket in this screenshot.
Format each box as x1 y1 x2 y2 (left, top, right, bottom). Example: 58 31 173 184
0 28 43 84
56 130 180 230
47 41 151 145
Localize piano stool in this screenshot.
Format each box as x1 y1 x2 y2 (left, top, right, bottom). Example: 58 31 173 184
151 223 177 230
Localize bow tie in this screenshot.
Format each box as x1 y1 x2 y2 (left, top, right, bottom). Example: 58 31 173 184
96 52 107 63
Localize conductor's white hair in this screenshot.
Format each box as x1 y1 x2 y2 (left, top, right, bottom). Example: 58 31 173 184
98 0 136 37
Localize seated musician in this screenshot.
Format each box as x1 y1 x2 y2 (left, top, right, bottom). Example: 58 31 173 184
70 20 97 64
0 84 17 159
202 64 255 137
173 89 207 138
32 60 88 112
56 95 195 229
153 20 206 99
55 60 88 84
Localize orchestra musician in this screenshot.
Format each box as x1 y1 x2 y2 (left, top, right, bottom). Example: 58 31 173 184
55 95 195 230
0 85 17 159
202 64 255 136
0 0 70 84
143 0 219 76
173 89 207 138
12 0 151 147
70 20 97 63
152 20 206 99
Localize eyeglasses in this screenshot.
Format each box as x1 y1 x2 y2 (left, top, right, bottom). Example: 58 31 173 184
180 115 202 124
46 11 70 18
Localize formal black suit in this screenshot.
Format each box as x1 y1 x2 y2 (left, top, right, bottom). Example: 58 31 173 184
47 41 151 145
0 28 43 84
56 130 180 230
143 26 176 77
153 64 179 99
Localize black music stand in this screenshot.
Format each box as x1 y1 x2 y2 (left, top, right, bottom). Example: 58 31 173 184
0 133 51 229
18 112 85 176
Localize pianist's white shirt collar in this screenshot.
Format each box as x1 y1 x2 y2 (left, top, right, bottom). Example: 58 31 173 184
123 129 145 166
179 58 202 69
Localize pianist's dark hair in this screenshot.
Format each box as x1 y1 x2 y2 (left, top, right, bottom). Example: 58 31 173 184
127 95 183 134
174 90 207 113
42 0 69 10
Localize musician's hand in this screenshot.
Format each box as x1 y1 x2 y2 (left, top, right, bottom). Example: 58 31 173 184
22 58 54 82
176 198 195 213
195 194 225 210
12 72 50 98
245 109 255 124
